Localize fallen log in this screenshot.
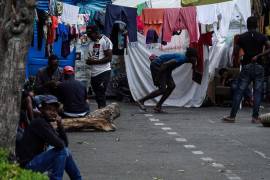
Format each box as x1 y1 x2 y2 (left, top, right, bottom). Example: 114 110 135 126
60 103 120 132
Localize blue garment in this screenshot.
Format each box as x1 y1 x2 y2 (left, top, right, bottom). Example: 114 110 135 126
105 4 137 42
230 63 264 118
25 148 81 180
155 53 187 66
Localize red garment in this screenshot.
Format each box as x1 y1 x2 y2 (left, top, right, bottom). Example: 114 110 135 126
142 8 164 36
137 16 144 33
47 16 58 45
163 7 199 44
191 32 212 74
162 8 181 42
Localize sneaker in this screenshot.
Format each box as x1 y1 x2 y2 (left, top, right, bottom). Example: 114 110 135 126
136 100 146 111
153 107 167 114
222 116 235 123
251 117 261 124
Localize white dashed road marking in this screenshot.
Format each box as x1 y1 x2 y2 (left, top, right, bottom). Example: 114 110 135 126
192 151 204 155
146 115 241 180
200 157 214 162
149 118 160 122
175 138 187 142
161 127 172 131
167 132 178 135
211 163 225 169
154 123 165 126
184 145 196 149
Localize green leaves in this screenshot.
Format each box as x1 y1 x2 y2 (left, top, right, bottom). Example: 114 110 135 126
0 148 48 180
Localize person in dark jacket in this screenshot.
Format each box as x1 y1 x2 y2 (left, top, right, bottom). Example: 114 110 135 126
36 54 63 95
136 48 198 113
57 66 90 117
16 95 81 180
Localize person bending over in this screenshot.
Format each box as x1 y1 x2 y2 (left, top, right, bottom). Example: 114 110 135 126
136 48 198 113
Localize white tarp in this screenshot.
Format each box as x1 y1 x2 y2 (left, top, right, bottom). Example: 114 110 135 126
125 33 210 107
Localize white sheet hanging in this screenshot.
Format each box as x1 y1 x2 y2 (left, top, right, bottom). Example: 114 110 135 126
61 3 80 25
125 33 210 107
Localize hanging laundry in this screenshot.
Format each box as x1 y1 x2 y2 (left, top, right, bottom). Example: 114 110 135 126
146 29 159 44
181 0 231 7
111 21 127 55
196 4 218 25
105 4 137 42
137 16 144 34
94 11 106 31
61 3 80 25
36 9 48 50
190 32 212 78
137 2 148 16
162 7 198 44
142 8 164 37
58 24 70 58
55 1 63 16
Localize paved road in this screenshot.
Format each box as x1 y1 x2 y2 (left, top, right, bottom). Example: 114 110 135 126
66 102 270 180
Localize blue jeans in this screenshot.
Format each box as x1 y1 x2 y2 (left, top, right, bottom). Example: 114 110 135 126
25 148 82 180
230 63 264 118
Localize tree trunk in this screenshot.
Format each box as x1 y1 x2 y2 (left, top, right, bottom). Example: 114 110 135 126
0 0 36 153
57 103 120 132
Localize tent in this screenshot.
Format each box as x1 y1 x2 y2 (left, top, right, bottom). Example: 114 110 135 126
113 0 251 107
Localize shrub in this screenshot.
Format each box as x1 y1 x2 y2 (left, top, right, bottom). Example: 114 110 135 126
0 148 48 180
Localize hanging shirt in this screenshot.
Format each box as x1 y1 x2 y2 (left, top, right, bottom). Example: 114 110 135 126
88 35 113 77
154 53 187 66
61 3 80 25
142 8 164 37
105 4 137 42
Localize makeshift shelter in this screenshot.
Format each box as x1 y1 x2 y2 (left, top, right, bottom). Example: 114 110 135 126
113 0 251 107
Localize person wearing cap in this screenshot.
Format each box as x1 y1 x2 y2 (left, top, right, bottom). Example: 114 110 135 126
16 95 82 180
136 48 198 113
86 25 113 109
57 66 90 117
36 54 63 95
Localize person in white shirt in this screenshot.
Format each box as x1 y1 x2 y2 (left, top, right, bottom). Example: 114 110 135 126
86 25 113 108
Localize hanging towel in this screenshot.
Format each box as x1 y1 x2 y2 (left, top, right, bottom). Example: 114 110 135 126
179 7 199 43
61 3 80 25
162 8 181 43
105 4 137 42
162 7 199 44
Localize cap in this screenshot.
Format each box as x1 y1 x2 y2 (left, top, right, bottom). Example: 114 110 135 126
34 95 59 108
149 54 158 61
63 66 74 75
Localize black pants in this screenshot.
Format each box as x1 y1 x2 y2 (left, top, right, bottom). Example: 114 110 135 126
91 70 111 109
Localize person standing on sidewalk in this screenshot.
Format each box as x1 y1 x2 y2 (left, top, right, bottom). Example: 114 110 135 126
136 48 198 113
222 16 270 123
86 25 113 109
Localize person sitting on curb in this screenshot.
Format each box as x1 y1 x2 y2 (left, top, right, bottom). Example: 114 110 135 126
136 48 198 113
57 66 90 118
16 95 82 180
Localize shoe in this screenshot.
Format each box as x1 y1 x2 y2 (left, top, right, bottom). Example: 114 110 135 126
153 107 167 114
251 117 261 124
222 116 235 123
136 100 146 111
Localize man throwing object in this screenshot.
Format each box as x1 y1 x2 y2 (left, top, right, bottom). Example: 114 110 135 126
136 48 198 113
